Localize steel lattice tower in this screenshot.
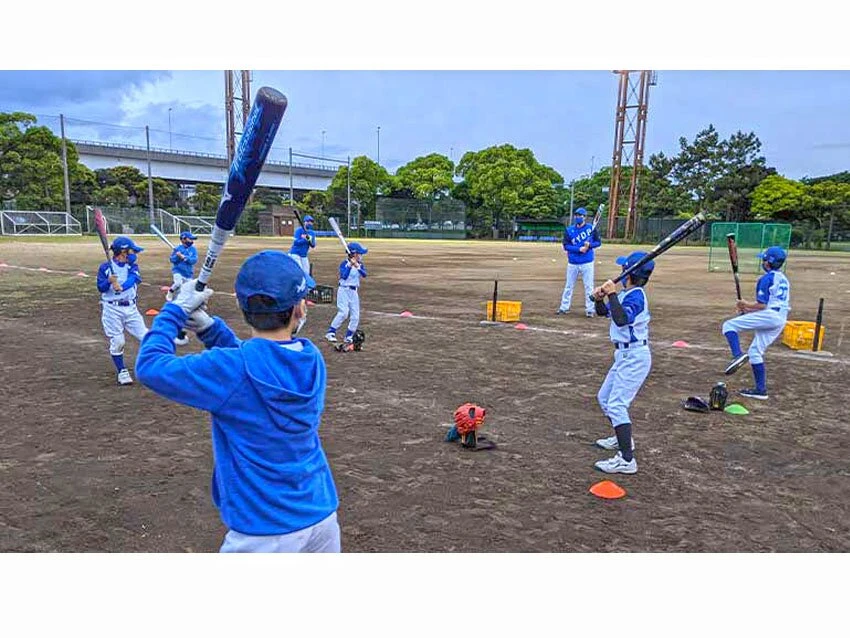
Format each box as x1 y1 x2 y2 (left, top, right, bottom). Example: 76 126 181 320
225 70 252 164
607 70 656 239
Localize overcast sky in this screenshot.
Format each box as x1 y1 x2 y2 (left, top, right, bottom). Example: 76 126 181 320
1 70 848 181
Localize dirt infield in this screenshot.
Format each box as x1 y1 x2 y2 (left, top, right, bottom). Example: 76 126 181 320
1 236 848 552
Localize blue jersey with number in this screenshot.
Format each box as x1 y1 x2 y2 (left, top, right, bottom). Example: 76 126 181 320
755 270 790 312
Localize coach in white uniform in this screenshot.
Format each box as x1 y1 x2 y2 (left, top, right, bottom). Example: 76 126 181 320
558 207 602 317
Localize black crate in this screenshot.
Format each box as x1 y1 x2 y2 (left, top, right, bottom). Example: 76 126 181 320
308 285 334 304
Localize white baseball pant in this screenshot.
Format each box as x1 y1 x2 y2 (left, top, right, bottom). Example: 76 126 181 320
288 254 310 276
597 345 651 427
721 309 788 365
560 261 596 314
101 303 148 356
331 286 360 334
220 512 341 553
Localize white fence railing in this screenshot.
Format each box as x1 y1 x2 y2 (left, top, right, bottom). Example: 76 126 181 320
1 210 82 236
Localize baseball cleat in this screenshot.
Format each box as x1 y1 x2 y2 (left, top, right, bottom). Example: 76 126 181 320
594 452 637 475
595 435 635 451
739 388 769 400
117 369 134 386
586 311 595 318
324 332 337 343
724 353 749 375
173 334 190 346
556 309 569 315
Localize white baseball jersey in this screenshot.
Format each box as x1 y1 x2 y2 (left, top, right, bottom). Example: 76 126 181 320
609 287 650 344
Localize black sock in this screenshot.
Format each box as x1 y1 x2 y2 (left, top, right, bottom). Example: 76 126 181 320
615 423 633 462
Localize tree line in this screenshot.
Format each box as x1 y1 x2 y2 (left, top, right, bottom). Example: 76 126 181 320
2 110 848 243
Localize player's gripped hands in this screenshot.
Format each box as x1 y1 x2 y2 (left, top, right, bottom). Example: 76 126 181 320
108 274 122 292
601 280 617 296
171 278 214 315
592 285 605 301
736 299 749 313
185 307 214 333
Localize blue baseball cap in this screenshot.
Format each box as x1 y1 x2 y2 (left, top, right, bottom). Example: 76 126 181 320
758 246 787 266
235 250 316 313
574 208 587 216
180 230 198 240
304 215 315 224
347 242 368 255
110 236 144 253
616 251 655 278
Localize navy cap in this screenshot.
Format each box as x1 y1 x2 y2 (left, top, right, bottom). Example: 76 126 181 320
180 230 198 240
574 208 587 216
616 251 655 277
235 250 316 313
347 242 368 255
110 236 144 253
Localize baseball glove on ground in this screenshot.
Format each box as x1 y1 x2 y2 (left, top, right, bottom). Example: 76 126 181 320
682 396 711 413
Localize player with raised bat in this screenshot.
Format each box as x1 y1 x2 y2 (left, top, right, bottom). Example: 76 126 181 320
324 218 368 344
94 207 148 385
557 207 602 318
288 209 317 276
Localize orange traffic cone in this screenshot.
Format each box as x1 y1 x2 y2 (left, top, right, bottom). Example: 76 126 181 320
589 480 626 500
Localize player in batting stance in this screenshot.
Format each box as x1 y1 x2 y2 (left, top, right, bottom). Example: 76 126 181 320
325 242 368 344
558 207 602 317
590 252 655 474
721 246 790 400
288 215 317 275
169 230 198 346
96 236 148 386
136 251 340 552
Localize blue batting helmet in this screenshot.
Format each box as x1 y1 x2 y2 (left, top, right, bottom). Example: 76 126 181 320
616 251 655 280
180 231 197 241
110 236 144 253
758 246 786 269
347 242 368 255
304 215 315 224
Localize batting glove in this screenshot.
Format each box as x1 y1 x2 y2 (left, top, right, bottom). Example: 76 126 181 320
185 308 214 334
170 278 213 316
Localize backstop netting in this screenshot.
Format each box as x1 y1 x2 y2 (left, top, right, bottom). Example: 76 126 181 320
708 222 792 273
374 197 466 239
514 218 567 242
1 210 82 235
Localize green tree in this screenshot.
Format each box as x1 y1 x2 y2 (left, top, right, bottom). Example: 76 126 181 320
326 156 394 218
192 183 221 213
99 184 130 206
96 165 146 198
395 153 454 201
253 187 284 207
70 163 98 206
750 175 808 219
0 112 66 209
567 167 613 214
236 201 264 235
455 144 563 236
670 125 724 215
710 131 775 220
134 178 179 209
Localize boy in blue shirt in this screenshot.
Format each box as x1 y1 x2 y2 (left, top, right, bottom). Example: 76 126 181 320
722 246 791 400
136 250 340 552
590 252 654 475
288 215 316 276
169 230 198 347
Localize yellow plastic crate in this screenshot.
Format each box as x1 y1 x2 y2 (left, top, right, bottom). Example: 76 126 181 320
782 321 825 350
485 300 523 322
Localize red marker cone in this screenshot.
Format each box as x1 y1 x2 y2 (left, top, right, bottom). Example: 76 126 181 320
400 311 414 317
672 340 689 348
76 271 89 277
589 480 626 499
515 322 529 330
145 308 160 317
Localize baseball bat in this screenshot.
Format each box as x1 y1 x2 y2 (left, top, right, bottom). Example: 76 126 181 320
813 298 824 352
92 207 116 276
491 279 498 322
613 213 706 285
591 204 604 233
196 86 288 291
726 233 743 301
589 213 706 303
328 217 352 256
150 224 176 250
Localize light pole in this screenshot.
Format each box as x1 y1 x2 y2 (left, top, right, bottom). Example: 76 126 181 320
168 108 172 151
377 126 381 165
321 129 326 158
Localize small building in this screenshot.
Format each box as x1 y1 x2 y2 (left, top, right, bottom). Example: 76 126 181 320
258 205 299 237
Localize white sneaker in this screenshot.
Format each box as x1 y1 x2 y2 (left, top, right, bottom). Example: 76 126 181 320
586 311 595 317
325 332 337 343
117 369 134 386
173 334 190 346
595 435 635 451
595 452 637 474
344 336 354 344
